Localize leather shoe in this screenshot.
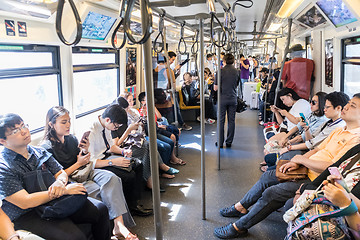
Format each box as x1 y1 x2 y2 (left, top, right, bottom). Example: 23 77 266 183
215 142 223 148
226 143 232 148
130 205 153 217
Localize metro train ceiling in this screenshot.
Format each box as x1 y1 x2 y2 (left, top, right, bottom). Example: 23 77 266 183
0 0 288 44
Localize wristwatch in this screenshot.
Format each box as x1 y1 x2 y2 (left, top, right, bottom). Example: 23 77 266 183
108 160 113 166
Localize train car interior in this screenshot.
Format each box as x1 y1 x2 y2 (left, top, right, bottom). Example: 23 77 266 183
1 0 360 239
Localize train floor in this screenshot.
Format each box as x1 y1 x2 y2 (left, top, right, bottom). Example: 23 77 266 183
132 109 288 240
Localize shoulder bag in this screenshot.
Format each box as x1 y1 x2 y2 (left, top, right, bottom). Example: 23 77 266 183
23 168 87 220
70 162 93 183
276 159 308 182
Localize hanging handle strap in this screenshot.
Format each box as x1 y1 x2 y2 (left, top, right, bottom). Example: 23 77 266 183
111 0 127 50
178 22 187 54
153 9 166 54
124 0 153 45
55 0 82 46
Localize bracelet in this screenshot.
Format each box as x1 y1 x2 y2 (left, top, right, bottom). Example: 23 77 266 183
341 200 359 216
6 233 20 240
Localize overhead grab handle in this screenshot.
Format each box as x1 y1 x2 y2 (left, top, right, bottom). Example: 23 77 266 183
111 0 127 50
153 9 166 54
207 0 227 48
124 0 153 45
177 22 187 55
191 30 199 55
232 0 253 10
55 0 82 46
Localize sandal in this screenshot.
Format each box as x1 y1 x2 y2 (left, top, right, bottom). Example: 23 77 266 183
260 165 268 172
125 233 139 240
170 158 186 165
259 161 267 166
161 173 175 179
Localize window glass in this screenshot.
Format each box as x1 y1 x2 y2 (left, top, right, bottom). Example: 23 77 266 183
345 44 360 58
343 64 360 97
0 75 59 130
73 69 118 115
0 52 53 70
72 53 116 65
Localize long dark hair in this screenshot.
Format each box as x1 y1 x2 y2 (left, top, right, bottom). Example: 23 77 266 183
314 92 327 117
43 106 69 144
278 88 301 101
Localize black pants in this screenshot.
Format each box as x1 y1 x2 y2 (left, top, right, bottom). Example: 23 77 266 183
219 101 237 145
102 164 143 209
14 198 111 240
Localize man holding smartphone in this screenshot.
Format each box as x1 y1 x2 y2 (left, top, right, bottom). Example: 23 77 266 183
215 94 360 239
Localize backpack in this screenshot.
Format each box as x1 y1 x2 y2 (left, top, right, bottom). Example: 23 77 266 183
154 88 168 104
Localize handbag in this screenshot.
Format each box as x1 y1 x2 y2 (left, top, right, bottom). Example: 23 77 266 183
236 97 247 113
275 160 308 182
23 168 87 219
70 162 93 183
285 196 357 240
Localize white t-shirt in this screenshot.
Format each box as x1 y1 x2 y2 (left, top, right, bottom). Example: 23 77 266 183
88 118 115 165
286 98 311 130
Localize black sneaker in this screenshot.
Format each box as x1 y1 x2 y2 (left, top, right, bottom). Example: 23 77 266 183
182 123 192 131
220 205 245 217
214 223 248 239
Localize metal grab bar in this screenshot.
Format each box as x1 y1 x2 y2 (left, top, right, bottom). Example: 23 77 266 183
177 22 187 54
124 0 153 45
153 9 166 54
55 0 82 46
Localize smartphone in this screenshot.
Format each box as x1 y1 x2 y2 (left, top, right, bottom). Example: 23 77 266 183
299 113 308 126
179 58 190 66
80 131 90 144
328 167 350 192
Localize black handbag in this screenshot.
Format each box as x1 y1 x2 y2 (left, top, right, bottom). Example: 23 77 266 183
23 168 87 219
236 97 247 113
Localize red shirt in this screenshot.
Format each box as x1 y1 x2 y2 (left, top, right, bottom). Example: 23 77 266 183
281 58 314 100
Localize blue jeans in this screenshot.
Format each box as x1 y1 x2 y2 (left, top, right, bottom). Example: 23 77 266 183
156 134 174 165
234 169 310 230
238 78 248 98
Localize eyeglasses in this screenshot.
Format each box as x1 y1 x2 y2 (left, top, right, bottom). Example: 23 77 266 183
311 100 317 105
8 124 29 136
112 122 122 130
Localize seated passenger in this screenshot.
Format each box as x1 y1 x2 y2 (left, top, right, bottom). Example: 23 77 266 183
0 113 110 240
0 199 21 240
181 72 216 124
287 143 360 239
277 91 349 158
214 94 360 239
138 92 186 166
263 91 328 157
113 95 180 183
268 87 311 139
41 106 147 239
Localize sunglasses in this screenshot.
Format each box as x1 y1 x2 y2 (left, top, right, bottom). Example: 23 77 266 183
311 100 317 105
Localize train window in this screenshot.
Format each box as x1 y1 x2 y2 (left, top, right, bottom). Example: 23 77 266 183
72 47 119 118
0 44 61 133
342 36 360 97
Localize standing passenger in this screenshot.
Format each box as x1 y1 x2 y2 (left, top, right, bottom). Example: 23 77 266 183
239 54 250 98
214 53 240 148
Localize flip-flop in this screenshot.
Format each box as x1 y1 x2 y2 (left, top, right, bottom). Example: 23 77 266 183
260 165 268 172
259 161 267 166
161 173 175 179
170 159 186 165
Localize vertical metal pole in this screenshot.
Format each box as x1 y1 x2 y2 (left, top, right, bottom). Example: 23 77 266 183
216 31 221 170
141 2 163 239
199 18 206 220
263 38 278 122
272 18 293 122
162 27 179 127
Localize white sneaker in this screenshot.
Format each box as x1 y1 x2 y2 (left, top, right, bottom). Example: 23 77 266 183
206 118 216 124
196 116 201 122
